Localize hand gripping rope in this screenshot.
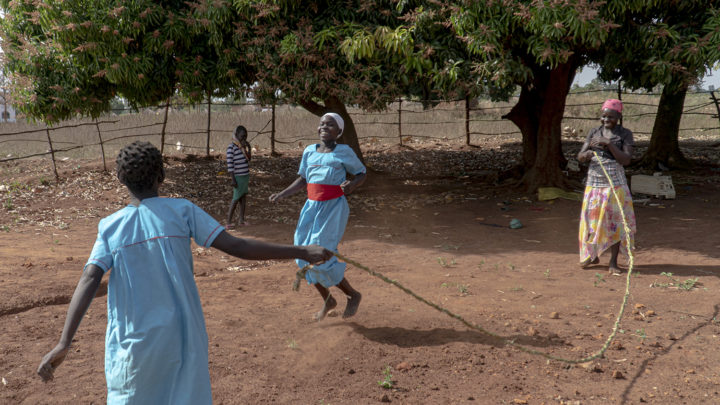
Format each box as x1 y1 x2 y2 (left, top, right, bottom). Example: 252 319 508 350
294 151 634 364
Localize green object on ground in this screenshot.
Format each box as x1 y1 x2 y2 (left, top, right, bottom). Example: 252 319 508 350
538 187 582 201
509 218 523 229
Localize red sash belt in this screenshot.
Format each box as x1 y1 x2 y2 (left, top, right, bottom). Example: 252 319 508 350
307 183 344 201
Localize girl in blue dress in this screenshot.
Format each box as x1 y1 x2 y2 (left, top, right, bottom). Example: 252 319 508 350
37 141 331 404
270 112 367 321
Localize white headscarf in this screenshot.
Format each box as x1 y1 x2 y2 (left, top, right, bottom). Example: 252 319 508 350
321 112 344 138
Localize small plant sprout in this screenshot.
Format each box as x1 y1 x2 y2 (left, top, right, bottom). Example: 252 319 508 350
508 264 515 271
679 278 699 291
544 269 551 278
437 257 448 267
287 338 298 350
378 366 394 389
457 284 469 295
634 328 647 343
594 273 606 287
651 272 699 291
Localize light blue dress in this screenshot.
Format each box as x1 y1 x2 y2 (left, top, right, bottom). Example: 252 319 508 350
295 144 366 287
86 197 224 405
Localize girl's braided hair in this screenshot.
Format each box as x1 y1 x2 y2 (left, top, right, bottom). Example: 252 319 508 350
116 141 163 192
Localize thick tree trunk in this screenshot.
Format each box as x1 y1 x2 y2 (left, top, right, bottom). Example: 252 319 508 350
637 82 691 170
503 83 543 170
503 59 578 192
297 96 365 163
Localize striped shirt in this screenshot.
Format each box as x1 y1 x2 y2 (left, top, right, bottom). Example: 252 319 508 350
226 143 249 176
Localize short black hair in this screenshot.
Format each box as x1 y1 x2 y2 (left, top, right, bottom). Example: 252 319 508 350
116 141 164 192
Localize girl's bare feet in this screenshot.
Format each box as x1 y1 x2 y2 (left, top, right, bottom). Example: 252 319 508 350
580 257 599 268
342 292 362 318
314 295 337 321
608 265 622 276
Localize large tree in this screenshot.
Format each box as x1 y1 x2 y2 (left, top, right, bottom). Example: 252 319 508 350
596 1 720 170
230 0 424 162
2 1 420 163
345 1 720 191
0 1 255 123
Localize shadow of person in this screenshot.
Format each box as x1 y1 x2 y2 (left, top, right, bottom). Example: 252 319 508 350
339 322 565 350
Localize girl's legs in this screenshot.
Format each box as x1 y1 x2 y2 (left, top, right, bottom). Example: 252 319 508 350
336 278 362 318
238 195 247 225
608 242 621 275
226 199 239 228
580 257 599 268
313 284 337 321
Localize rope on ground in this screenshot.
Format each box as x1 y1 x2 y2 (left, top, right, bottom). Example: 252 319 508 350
293 151 634 364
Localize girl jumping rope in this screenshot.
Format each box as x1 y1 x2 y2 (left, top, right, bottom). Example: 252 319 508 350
269 112 366 321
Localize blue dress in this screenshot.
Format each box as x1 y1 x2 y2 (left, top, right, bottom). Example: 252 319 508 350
294 144 366 287
86 197 224 404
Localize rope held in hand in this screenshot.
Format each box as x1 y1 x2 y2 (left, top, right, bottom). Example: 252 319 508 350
294 151 634 364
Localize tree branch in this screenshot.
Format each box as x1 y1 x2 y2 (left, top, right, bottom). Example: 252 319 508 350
297 99 327 116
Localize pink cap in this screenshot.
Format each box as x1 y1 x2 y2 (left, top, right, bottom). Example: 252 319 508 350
602 99 623 113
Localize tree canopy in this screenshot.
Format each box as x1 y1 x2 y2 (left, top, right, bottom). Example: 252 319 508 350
3 1 719 181
0 0 259 123
596 1 720 169
343 0 720 190
1 0 420 162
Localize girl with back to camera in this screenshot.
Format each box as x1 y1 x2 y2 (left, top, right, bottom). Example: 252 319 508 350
37 141 331 403
269 113 366 320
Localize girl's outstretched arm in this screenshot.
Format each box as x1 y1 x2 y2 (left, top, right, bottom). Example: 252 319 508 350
37 264 104 382
269 176 306 202
211 231 332 263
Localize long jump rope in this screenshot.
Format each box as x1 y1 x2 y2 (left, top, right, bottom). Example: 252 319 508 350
293 151 634 364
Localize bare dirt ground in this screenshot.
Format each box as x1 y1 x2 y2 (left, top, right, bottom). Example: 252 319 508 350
1 138 720 405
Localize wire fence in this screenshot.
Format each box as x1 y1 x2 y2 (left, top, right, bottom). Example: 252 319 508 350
1 88 719 181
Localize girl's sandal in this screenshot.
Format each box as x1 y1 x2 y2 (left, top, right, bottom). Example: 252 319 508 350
580 257 599 268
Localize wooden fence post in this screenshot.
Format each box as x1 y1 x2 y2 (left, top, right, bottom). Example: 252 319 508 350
206 92 212 156
709 91 720 125
94 119 107 172
270 101 277 155
45 127 59 182
398 99 403 146
465 96 471 146
160 98 170 156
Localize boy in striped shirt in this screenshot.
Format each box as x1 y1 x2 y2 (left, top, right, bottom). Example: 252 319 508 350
226 125 251 228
